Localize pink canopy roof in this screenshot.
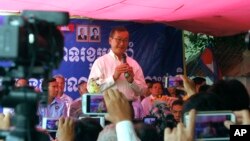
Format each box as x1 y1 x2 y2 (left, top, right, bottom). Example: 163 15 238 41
1 0 250 36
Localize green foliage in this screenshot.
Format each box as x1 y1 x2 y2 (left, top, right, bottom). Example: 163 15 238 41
184 31 213 62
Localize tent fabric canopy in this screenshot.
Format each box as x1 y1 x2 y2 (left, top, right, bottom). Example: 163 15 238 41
1 0 250 36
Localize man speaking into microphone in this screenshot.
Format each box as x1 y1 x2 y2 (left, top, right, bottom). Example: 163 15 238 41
87 26 147 119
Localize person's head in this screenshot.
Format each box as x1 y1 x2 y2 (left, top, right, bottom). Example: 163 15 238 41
167 87 177 97
42 78 58 99
92 28 98 35
80 28 85 35
208 79 250 110
74 117 103 141
15 78 28 88
171 99 184 122
183 92 223 115
78 80 88 96
150 81 163 97
198 84 211 92
109 26 129 58
192 77 206 92
53 74 65 97
97 124 117 141
134 122 160 141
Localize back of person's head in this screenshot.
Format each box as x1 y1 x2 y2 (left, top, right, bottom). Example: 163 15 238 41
109 26 128 37
134 122 160 141
192 77 206 85
198 84 211 92
183 92 223 114
97 124 117 141
74 117 103 141
41 78 56 91
208 79 250 110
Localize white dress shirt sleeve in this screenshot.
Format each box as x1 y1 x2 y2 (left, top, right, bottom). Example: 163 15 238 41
116 120 141 141
87 57 116 93
128 59 147 96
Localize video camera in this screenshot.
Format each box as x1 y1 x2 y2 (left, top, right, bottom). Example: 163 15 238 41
0 10 69 141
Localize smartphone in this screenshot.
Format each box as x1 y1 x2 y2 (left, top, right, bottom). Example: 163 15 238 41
82 93 107 115
42 117 59 132
184 111 236 141
143 116 157 125
79 116 105 127
168 76 183 87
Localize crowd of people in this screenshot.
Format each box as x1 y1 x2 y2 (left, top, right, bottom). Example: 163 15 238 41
0 26 250 141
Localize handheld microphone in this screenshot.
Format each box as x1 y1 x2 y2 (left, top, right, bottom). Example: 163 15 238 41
122 54 130 78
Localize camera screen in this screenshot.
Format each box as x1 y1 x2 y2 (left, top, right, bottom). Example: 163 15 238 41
168 76 183 87
86 95 107 114
42 118 58 132
143 117 157 125
193 114 232 140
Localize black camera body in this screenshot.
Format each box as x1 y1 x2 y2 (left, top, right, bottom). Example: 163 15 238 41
0 10 69 141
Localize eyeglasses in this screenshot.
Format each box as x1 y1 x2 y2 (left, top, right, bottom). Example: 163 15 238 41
112 37 129 43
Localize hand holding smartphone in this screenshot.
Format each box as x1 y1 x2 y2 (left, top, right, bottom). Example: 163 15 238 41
184 111 235 141
42 117 59 132
82 93 107 115
166 76 183 88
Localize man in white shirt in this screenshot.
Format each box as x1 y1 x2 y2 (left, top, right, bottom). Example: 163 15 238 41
54 74 73 116
87 26 147 118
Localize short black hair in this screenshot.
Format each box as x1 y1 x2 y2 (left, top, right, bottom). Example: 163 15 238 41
41 78 56 91
171 99 184 107
74 117 103 141
78 80 87 88
151 81 163 89
192 77 206 85
109 26 128 38
92 27 98 32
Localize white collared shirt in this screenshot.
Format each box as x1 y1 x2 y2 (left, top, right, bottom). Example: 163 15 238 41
87 50 147 100
116 120 141 141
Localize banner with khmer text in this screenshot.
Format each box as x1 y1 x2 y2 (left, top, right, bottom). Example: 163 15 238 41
0 18 183 100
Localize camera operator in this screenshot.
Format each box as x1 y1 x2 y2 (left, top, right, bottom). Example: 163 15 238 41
0 10 69 141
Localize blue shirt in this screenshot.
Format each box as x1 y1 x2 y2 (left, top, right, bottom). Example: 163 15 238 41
38 98 67 118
